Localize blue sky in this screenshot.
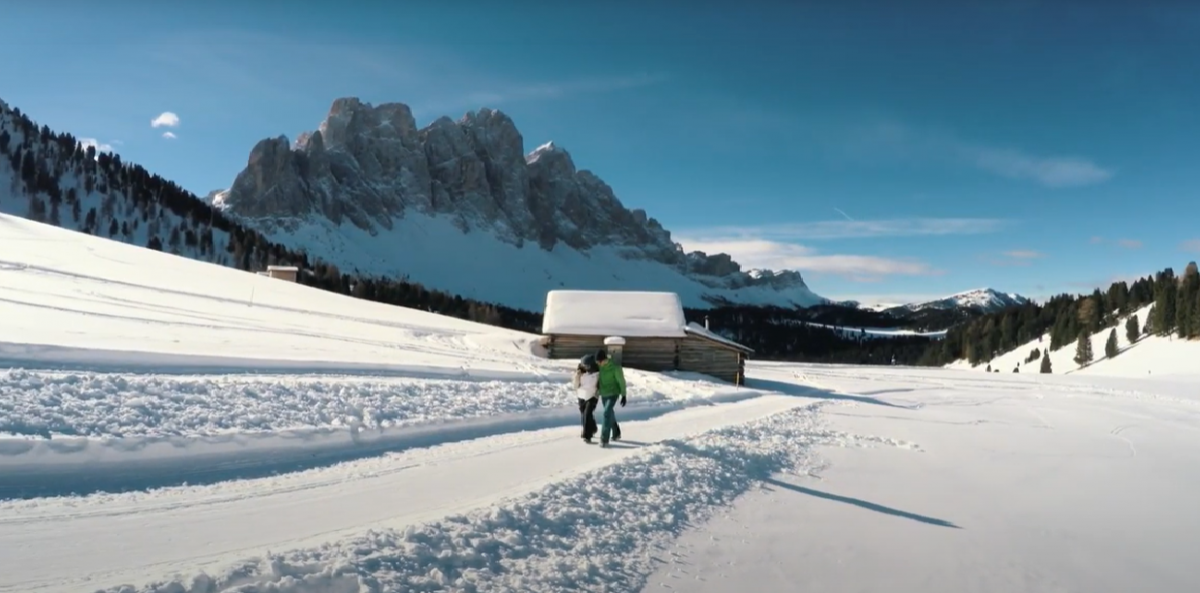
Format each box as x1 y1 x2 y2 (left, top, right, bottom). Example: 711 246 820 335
4 1 1200 305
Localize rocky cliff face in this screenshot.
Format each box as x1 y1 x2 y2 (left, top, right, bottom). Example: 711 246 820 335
215 97 822 307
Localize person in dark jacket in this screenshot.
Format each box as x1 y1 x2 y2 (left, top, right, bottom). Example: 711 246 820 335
595 349 626 447
572 353 601 443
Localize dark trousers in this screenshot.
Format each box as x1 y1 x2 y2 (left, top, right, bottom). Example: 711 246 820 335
579 397 598 439
600 395 621 443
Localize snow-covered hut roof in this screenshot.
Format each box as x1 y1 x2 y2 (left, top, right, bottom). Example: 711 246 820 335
684 322 754 354
541 290 688 337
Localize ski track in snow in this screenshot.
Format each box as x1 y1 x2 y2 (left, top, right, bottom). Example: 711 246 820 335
58 401 879 593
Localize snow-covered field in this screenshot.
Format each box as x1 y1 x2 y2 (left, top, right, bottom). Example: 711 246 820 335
805 320 948 339
644 363 1200 592
2 213 1199 593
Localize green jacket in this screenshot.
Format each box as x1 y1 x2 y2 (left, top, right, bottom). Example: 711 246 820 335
597 361 626 397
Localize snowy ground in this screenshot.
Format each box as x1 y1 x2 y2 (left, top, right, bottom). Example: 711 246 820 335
644 363 1200 593
3 215 1199 592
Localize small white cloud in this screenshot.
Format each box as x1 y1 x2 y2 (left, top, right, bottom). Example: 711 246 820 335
1116 239 1143 249
162 131 177 139
1181 239 1200 253
965 146 1113 188
78 137 115 153
674 237 941 279
844 120 1114 188
150 111 181 128
986 249 1046 267
1001 250 1044 259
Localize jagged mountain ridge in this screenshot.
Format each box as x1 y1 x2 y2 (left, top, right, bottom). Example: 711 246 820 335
214 97 826 311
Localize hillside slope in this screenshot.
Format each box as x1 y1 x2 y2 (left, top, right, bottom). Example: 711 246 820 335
0 212 542 375
946 303 1200 377
214 97 827 310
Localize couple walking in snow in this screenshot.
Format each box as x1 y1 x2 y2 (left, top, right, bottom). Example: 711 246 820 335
571 349 626 447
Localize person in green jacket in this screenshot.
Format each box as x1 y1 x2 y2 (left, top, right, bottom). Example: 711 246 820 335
594 349 625 447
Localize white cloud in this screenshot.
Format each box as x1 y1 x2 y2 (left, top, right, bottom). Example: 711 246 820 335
1116 239 1143 249
150 112 180 128
1001 250 1044 259
674 237 940 280
77 137 114 153
1181 239 1200 253
963 145 1112 187
844 121 1114 188
162 131 177 139
677 217 1007 242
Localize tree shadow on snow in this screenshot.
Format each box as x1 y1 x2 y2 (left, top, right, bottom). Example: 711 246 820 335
762 477 962 529
745 378 921 410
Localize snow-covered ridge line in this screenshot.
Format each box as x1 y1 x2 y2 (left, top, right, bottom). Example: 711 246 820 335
108 403 848 593
0 382 768 499
890 287 1031 314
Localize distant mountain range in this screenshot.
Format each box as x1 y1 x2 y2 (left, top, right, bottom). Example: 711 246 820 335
885 288 1032 314
0 94 1028 330
207 97 825 311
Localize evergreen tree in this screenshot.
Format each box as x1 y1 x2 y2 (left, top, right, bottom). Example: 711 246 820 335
1177 262 1199 339
1074 331 1094 366
1125 313 1139 345
1040 354 1052 373
1104 328 1119 359
1152 269 1177 336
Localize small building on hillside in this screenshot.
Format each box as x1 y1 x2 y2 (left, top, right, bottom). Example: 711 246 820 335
540 290 753 384
259 265 298 282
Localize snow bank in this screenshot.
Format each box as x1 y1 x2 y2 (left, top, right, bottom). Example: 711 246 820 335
0 369 581 439
106 402 835 593
541 289 687 337
0 368 767 498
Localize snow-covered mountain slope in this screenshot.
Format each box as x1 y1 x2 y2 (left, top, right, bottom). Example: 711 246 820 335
213 97 827 310
946 303 1200 377
888 288 1030 314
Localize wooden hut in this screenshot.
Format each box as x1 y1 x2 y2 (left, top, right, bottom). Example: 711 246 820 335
540 290 753 384
264 265 298 282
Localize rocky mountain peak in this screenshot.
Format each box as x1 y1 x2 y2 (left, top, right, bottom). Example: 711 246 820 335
216 96 819 304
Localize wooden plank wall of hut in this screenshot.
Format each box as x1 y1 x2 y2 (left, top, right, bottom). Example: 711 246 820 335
547 335 679 372
546 335 607 360
547 334 747 383
677 335 743 383
622 337 680 372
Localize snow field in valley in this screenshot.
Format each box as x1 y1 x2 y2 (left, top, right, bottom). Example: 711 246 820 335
2 394 834 593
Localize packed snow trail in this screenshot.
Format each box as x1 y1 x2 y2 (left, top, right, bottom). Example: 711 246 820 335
0 393 806 593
